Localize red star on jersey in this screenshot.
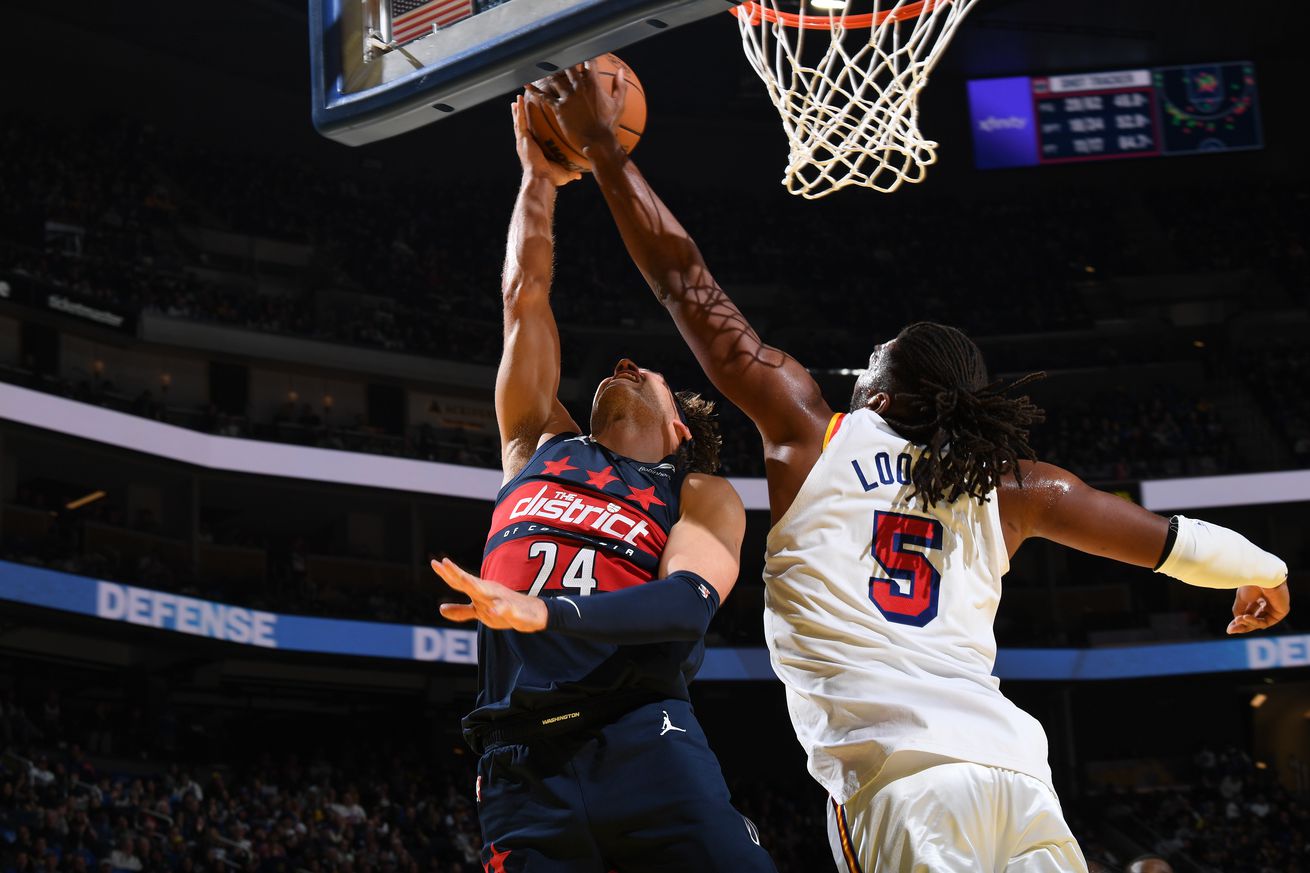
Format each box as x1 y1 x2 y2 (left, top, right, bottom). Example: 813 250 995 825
585 465 619 490
484 844 511 873
541 456 577 477
625 484 666 511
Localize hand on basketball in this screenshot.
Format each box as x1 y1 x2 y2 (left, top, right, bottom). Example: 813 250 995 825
432 557 550 632
1227 582 1290 635
530 60 628 153
512 94 580 187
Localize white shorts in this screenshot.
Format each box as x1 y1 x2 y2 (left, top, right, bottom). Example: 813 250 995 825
827 753 1088 873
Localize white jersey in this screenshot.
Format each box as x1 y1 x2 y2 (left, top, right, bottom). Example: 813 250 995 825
764 409 1052 803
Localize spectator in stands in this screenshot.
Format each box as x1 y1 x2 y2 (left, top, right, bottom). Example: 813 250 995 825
2 692 42 745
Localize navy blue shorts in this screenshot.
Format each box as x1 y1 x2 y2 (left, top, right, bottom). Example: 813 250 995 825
474 698 777 873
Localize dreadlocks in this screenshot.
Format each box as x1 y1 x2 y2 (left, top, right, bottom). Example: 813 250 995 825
673 390 722 475
861 322 1045 508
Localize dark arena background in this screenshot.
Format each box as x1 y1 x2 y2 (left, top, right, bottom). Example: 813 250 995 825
1 0 1309 871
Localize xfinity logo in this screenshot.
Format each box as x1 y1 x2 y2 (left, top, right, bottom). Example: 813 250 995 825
978 115 1027 133
509 484 651 544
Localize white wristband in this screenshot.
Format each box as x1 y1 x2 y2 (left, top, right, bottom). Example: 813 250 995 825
1154 515 1288 590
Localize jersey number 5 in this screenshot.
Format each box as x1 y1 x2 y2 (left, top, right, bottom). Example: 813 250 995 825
869 511 943 627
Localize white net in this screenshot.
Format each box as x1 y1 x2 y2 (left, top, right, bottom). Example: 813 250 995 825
735 0 981 198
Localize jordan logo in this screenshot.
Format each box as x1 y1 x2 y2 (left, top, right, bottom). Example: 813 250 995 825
660 710 687 736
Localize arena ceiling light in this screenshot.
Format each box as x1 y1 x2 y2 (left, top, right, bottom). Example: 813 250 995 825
809 0 849 9
64 490 107 511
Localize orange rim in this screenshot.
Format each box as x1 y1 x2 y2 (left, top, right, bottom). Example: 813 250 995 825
732 0 944 30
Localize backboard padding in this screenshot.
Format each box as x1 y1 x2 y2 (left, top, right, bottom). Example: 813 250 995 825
311 0 736 146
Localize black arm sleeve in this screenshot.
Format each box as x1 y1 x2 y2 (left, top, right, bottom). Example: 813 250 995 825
543 570 721 644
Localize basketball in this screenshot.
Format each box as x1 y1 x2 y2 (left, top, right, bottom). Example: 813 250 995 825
527 53 646 173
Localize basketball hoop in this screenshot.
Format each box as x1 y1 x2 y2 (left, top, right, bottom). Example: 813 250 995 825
732 0 980 198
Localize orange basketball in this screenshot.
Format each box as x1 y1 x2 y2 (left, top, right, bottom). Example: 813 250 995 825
527 53 646 173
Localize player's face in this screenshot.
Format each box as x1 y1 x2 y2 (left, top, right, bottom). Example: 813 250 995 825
850 339 896 412
591 358 679 424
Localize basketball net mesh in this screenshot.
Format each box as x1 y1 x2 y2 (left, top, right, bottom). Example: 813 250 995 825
735 0 980 198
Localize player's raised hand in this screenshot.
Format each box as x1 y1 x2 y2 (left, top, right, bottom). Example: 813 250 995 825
432 557 550 632
511 94 580 187
530 60 628 152
1227 582 1290 634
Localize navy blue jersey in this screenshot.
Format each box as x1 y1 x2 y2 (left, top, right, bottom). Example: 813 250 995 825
463 432 703 739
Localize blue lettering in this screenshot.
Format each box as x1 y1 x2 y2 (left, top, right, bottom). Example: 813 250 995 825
897 453 912 485
876 453 894 484
852 459 878 492
855 453 913 490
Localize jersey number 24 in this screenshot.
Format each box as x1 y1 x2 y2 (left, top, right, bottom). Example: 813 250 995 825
526 542 598 597
869 511 943 627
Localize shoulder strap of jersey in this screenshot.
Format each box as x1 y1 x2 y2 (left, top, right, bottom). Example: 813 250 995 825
822 413 847 450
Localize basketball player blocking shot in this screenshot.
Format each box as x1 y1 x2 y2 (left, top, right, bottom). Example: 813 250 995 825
429 95 777 873
534 62 1291 873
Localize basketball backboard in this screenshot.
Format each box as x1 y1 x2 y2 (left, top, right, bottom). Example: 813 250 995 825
310 0 735 146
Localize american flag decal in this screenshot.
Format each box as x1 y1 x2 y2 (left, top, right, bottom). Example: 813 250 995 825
390 0 474 45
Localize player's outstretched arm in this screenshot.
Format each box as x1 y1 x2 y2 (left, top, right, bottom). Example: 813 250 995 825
658 474 745 604
999 461 1290 635
529 64 831 455
496 96 582 482
433 477 744 642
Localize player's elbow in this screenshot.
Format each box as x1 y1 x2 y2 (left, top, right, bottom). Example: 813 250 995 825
658 571 722 640
664 608 713 641
649 269 700 308
501 276 550 310
639 240 703 298
649 276 677 307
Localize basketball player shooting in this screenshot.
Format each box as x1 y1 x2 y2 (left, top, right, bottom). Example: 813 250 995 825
533 62 1291 873
428 95 777 873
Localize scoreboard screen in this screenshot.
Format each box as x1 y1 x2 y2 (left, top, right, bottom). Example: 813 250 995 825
967 62 1261 170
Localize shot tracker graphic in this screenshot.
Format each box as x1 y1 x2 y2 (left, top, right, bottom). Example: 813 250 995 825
967 61 1261 169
